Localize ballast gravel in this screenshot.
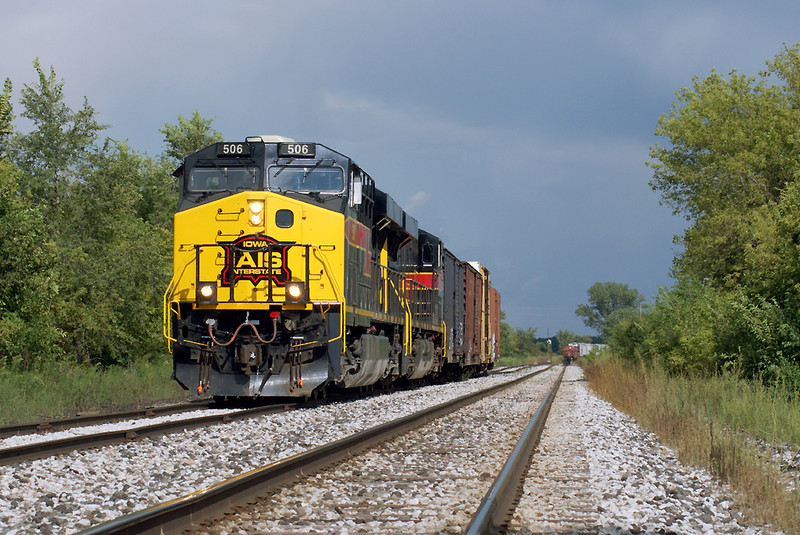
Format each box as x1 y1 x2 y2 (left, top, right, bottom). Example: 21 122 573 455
507 365 784 535
0 364 789 534
186 367 560 534
0 367 546 535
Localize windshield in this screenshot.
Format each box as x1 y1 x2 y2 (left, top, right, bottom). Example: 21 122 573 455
268 166 344 193
189 166 260 192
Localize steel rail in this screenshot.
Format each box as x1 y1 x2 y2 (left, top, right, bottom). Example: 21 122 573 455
0 401 217 439
0 402 303 466
78 366 553 535
464 366 565 535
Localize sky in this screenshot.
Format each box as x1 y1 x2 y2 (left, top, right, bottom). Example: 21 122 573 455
2 1 798 336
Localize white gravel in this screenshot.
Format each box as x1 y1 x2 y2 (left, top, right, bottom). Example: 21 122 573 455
186 366 561 534
508 365 784 535
0 367 546 535
0 364 788 535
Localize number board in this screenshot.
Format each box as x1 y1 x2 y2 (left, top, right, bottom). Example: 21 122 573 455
278 142 316 158
216 143 251 157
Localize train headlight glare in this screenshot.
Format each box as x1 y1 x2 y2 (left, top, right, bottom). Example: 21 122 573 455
250 213 263 225
285 282 305 302
197 282 217 303
249 201 263 213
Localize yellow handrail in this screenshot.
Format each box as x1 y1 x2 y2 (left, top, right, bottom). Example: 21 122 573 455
388 277 412 355
162 252 196 349
310 246 346 350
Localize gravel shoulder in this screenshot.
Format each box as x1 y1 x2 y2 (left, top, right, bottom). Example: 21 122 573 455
508 365 784 535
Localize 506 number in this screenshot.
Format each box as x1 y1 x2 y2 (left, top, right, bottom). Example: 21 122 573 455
278 142 316 158
217 143 251 157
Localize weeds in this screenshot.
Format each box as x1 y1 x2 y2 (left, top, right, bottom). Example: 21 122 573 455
584 357 800 533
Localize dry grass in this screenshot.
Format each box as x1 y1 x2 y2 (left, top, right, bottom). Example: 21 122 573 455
584 358 800 534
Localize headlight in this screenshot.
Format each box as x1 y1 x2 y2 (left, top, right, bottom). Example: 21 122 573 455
285 282 306 303
196 282 217 303
249 201 264 226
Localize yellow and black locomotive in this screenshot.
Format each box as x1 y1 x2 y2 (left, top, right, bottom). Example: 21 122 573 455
163 136 500 398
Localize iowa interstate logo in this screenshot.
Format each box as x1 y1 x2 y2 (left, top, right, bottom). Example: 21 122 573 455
219 235 293 286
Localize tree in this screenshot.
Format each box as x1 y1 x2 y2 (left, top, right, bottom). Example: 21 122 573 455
648 44 800 289
7 59 106 219
57 142 172 366
648 47 800 222
0 159 62 368
576 282 644 340
626 44 800 382
159 110 223 164
0 78 13 157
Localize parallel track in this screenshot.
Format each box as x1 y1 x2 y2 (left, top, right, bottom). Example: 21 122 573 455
0 402 304 466
0 400 216 439
1 366 526 466
465 366 564 534
78 367 552 535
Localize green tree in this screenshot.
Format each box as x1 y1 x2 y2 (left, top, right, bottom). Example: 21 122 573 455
58 142 171 366
135 155 178 229
576 282 645 340
0 159 62 368
160 110 223 164
499 310 516 358
7 59 107 219
0 78 13 157
648 43 800 289
629 44 800 381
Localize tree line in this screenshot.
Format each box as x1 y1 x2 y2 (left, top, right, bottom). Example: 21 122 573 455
2 60 566 373
605 44 800 389
0 60 221 370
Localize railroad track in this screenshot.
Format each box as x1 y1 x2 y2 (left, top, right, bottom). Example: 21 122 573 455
0 400 216 439
0 401 305 466
1 367 528 467
78 365 562 535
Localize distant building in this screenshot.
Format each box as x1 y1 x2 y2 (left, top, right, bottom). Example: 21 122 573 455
575 342 607 356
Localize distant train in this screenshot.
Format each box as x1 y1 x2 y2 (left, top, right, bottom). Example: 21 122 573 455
163 136 500 398
562 344 579 365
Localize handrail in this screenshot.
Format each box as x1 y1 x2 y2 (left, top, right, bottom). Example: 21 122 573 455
162 252 197 348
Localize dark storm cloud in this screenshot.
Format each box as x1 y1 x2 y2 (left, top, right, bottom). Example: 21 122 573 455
2 0 799 333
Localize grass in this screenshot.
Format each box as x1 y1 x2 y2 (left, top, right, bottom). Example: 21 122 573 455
584 356 800 534
496 352 559 367
0 358 190 425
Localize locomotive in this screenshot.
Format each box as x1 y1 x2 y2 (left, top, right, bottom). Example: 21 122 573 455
562 344 579 365
163 136 500 398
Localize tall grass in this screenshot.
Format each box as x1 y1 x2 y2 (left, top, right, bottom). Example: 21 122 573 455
0 358 188 424
584 356 800 533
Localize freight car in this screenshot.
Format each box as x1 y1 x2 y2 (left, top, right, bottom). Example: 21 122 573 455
163 136 500 398
562 344 579 365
